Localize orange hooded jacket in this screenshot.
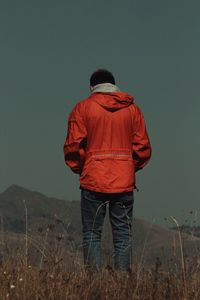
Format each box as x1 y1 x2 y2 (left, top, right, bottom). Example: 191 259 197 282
64 84 152 193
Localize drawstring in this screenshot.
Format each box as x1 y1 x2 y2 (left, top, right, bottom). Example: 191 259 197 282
134 185 139 192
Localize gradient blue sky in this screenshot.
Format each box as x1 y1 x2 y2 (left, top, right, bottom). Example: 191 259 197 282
1 0 200 225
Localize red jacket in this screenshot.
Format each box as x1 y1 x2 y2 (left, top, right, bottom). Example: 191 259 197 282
64 90 151 193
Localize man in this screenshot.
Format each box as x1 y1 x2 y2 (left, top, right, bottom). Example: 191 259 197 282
63 69 152 271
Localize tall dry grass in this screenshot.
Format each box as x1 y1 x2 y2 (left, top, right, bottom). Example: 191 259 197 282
1 224 200 300
1 204 200 299
1 254 200 300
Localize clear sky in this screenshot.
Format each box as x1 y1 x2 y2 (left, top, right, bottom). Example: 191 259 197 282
1 0 200 225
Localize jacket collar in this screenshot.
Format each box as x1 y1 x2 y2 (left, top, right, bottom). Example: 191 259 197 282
90 83 120 94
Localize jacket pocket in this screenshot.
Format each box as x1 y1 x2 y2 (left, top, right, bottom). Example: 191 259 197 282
92 154 135 189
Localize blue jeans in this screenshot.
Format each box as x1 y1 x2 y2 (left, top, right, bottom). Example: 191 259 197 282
81 188 134 271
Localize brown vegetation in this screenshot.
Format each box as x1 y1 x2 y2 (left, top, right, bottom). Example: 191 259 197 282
1 186 200 299
1 252 200 299
1 226 200 300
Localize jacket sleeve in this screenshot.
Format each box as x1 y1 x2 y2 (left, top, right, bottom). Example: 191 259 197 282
63 103 87 174
132 105 152 172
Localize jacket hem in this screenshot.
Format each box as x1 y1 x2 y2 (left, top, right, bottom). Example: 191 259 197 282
79 184 134 194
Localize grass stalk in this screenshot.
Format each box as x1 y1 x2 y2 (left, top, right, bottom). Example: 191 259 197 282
23 199 28 268
170 216 187 300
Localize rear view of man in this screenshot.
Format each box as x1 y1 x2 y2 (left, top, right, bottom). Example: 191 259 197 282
63 69 152 271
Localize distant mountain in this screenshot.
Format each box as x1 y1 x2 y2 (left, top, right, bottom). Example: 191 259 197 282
0 184 199 267
0 184 82 234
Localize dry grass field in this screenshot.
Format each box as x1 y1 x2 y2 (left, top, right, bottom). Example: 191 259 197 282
1 186 200 299
1 232 200 300
1 255 200 299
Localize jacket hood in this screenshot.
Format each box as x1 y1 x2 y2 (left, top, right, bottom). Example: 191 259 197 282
90 83 134 111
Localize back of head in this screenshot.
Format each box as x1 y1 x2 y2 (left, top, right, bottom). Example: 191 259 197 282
90 69 115 87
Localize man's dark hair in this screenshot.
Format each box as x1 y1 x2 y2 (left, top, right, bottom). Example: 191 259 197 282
90 69 115 87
